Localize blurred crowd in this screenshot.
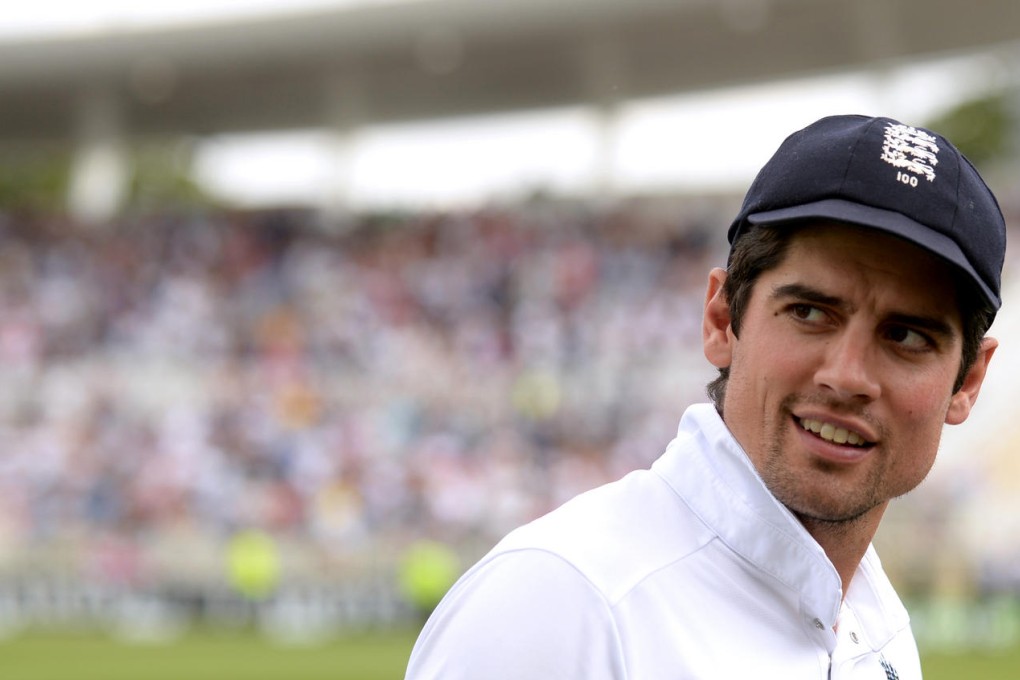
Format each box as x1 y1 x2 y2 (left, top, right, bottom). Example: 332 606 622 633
1 196 1019 617
0 200 728 592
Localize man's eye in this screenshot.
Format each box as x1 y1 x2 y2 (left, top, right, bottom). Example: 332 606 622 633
790 304 825 322
886 326 930 350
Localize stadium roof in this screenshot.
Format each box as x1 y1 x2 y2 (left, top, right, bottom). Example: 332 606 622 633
0 0 1018 144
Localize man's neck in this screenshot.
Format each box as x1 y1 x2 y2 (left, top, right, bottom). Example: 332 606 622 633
796 503 887 598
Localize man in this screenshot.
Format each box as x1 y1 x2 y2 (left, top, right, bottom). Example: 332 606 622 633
404 115 1007 678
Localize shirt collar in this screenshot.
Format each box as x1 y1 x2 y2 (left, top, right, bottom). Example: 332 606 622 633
653 404 910 645
652 403 845 629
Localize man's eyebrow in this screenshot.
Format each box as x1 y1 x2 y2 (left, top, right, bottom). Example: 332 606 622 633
770 283 844 309
886 313 956 339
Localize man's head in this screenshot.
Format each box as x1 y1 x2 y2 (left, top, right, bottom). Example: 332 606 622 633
707 114 1006 412
702 223 997 529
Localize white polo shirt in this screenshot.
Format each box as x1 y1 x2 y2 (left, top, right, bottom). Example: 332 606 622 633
406 404 922 679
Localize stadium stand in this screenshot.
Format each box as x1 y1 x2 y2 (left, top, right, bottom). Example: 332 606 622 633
0 199 729 631
0 199 1016 638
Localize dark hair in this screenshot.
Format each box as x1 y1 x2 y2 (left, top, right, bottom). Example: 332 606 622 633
706 225 996 412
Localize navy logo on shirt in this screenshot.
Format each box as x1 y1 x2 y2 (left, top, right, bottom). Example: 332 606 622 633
880 655 899 680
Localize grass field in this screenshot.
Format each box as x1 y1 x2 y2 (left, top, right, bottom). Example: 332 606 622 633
921 647 1020 680
1 628 1018 679
0 628 420 680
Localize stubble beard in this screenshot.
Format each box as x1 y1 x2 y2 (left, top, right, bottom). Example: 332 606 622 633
760 396 888 531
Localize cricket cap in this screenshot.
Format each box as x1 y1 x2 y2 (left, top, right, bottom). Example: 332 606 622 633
728 114 1006 309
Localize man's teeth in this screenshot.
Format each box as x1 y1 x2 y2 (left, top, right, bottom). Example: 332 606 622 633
798 418 868 446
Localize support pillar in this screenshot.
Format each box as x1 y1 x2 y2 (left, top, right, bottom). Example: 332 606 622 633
68 89 130 224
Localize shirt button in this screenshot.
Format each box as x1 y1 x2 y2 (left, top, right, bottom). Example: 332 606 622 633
813 618 825 630
850 631 859 644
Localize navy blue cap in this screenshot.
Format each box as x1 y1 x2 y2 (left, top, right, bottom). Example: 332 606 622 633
728 114 1006 309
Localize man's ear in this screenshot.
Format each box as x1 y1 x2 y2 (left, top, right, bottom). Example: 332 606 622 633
945 337 997 425
703 267 734 370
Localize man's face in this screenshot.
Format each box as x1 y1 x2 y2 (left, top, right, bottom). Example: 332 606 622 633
704 223 992 525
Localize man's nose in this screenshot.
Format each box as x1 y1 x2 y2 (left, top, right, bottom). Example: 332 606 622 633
813 330 882 402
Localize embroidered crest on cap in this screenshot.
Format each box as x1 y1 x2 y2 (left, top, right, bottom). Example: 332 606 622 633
880 122 939 184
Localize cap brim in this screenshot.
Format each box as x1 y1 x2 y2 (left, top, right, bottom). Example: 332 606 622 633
747 198 999 308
